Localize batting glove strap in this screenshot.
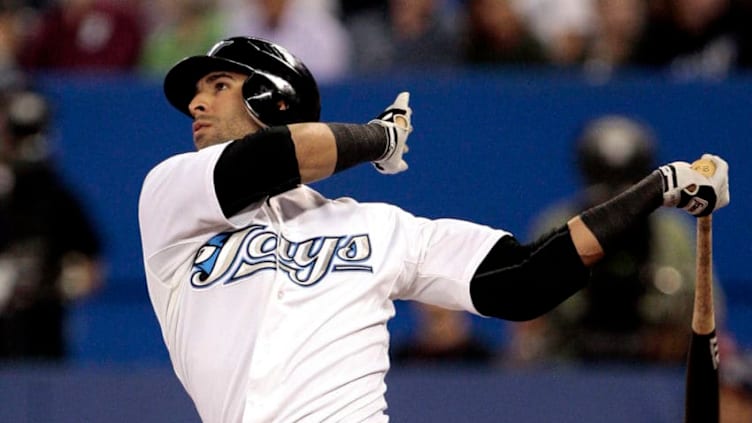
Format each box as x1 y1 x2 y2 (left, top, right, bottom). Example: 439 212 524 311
370 119 400 162
659 158 729 217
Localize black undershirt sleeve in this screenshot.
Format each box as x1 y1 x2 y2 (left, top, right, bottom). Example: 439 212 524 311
214 126 301 217
214 123 389 218
470 225 590 321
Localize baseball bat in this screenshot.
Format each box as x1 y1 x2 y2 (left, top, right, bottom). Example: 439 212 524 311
684 159 719 423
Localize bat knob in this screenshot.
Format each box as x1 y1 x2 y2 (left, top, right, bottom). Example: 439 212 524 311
691 159 716 177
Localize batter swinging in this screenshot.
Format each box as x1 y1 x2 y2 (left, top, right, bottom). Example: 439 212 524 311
138 36 729 422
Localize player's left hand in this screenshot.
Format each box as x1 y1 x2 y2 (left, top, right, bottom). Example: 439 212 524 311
370 91 413 174
659 153 730 217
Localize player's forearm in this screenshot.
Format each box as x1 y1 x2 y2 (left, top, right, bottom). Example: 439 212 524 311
288 122 390 183
566 216 604 266
574 170 664 258
288 123 337 183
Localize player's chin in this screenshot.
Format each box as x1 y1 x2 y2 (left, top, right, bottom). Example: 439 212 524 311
193 132 213 150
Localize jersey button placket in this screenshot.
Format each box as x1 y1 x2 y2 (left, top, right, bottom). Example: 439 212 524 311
267 197 288 304
246 200 286 410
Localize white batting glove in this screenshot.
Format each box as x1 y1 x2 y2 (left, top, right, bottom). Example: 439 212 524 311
370 91 413 174
659 154 730 217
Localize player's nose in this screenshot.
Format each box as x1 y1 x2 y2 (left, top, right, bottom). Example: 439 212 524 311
188 94 208 118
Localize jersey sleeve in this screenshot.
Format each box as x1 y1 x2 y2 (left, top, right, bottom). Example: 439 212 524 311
138 142 230 259
391 212 509 315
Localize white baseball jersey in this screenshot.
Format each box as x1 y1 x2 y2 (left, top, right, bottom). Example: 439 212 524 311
138 141 508 423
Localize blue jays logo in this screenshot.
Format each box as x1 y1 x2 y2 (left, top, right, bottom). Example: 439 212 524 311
191 224 373 289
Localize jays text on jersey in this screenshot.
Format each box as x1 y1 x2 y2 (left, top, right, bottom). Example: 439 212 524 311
138 141 507 422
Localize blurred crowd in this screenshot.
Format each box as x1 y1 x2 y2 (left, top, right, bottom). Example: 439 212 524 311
0 0 751 84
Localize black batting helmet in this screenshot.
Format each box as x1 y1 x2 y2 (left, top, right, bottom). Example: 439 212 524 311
163 36 321 127
575 115 657 188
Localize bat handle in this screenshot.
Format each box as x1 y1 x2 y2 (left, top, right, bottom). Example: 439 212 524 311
692 215 715 335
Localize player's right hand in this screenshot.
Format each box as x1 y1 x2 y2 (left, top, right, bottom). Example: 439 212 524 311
370 91 413 174
659 154 730 217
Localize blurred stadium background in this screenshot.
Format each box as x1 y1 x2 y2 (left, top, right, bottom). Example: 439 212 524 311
1 69 750 422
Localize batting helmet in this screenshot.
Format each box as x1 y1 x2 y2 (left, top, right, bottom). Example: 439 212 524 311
163 36 321 127
575 115 657 188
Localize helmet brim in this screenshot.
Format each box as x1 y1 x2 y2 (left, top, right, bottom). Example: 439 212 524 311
163 55 253 118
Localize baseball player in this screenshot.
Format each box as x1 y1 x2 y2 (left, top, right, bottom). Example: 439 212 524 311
138 36 730 422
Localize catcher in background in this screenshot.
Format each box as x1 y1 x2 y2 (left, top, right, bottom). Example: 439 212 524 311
510 115 728 365
138 36 730 422
0 88 103 361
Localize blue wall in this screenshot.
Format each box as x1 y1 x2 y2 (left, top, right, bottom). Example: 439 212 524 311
0 364 686 423
30 70 752 363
